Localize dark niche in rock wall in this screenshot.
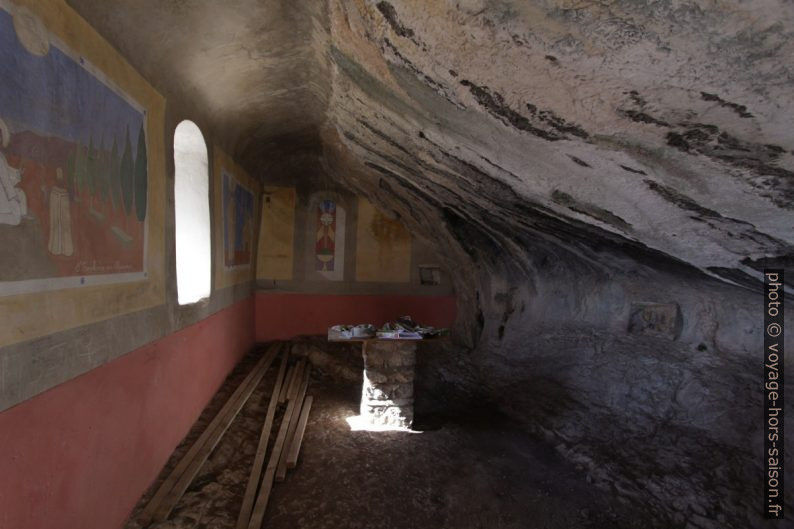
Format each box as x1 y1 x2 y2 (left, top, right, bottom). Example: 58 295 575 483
627 302 683 339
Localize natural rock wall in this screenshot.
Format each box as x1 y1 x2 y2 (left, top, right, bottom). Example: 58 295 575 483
319 1 794 527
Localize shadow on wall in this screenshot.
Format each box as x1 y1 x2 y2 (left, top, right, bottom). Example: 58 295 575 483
255 292 457 341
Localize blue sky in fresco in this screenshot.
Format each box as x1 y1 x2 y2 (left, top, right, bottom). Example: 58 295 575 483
223 172 254 254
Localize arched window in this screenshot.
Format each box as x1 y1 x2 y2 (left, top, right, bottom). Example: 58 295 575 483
174 120 211 304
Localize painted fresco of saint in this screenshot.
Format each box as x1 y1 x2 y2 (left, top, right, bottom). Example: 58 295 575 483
0 118 27 226
0 5 148 292
48 168 73 256
315 199 336 271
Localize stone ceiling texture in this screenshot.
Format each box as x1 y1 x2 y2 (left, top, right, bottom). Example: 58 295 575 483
326 0 793 286
68 0 332 171
67 1 793 527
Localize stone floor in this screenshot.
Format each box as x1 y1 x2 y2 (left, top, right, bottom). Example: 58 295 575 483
125 343 664 529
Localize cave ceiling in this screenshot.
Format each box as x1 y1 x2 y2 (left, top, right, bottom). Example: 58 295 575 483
68 0 794 290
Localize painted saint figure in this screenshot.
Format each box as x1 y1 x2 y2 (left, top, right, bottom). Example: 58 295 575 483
0 119 28 226
315 199 336 271
48 168 74 256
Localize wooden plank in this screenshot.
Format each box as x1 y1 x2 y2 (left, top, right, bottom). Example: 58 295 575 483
276 364 311 482
286 360 306 402
151 346 278 522
235 348 289 529
278 365 295 404
285 360 304 401
140 344 279 524
246 364 307 529
150 345 279 522
286 395 313 469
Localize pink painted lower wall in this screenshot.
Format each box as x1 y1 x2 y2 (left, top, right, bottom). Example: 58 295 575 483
0 297 255 529
255 292 457 341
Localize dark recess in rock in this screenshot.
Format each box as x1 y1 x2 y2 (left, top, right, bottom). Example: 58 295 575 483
357 118 412 156
625 90 647 106
413 122 525 183
544 54 559 63
645 180 723 218
495 288 517 341
665 123 793 207
619 164 647 175
620 109 670 127
567 154 591 167
376 2 416 40
551 190 632 232
383 39 455 105
700 91 754 118
627 302 682 340
460 79 561 140
526 102 589 139
440 204 491 263
706 266 765 291
764 144 785 154
477 154 523 181
666 131 690 151
741 254 794 289
458 80 588 141
645 181 790 252
475 292 485 337
376 174 418 218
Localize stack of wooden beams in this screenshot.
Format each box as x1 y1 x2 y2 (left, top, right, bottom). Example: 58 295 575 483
135 342 315 529
238 346 314 529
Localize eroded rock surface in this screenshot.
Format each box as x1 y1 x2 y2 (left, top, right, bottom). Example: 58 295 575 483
320 4 794 525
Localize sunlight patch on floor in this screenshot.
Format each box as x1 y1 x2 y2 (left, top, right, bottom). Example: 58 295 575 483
345 415 422 433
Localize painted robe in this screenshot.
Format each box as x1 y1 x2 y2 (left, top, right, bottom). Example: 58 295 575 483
48 186 73 256
0 153 26 225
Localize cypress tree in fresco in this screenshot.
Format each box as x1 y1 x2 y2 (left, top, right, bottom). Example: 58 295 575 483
97 135 109 202
66 147 76 198
120 126 134 215
87 137 96 196
133 123 148 222
74 140 87 194
110 137 121 211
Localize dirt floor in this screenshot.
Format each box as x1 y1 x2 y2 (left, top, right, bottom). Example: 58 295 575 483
125 343 659 529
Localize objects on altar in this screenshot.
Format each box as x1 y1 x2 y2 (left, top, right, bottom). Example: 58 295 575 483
328 315 448 340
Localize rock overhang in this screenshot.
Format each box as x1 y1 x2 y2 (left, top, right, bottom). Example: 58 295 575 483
66 0 794 295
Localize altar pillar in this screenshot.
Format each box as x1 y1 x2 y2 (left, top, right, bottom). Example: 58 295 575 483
360 341 416 429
